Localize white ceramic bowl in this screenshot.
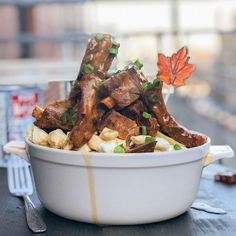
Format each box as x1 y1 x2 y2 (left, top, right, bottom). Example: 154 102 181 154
4 137 234 225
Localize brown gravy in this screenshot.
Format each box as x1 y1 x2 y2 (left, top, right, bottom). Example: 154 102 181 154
83 155 99 224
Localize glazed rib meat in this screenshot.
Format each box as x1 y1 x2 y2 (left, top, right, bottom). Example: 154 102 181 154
78 34 119 80
69 33 120 104
68 34 119 148
97 65 144 109
126 141 157 153
33 34 119 149
32 100 72 131
98 110 139 140
145 84 207 148
69 74 99 148
32 34 207 151
121 99 159 136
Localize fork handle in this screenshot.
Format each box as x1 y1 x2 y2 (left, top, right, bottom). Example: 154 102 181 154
23 195 47 233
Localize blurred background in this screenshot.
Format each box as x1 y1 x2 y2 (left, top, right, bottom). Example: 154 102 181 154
0 0 235 166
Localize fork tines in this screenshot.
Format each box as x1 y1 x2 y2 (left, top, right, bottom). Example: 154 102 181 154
7 155 33 196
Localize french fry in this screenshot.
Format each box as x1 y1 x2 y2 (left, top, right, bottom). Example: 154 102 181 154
156 131 185 147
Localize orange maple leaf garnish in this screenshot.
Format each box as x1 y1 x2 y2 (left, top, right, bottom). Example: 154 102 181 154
157 46 196 87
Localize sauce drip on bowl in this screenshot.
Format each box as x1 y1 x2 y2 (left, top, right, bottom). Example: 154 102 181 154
83 155 99 224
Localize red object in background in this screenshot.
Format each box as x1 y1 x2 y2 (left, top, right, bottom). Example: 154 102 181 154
11 93 39 119
0 87 43 159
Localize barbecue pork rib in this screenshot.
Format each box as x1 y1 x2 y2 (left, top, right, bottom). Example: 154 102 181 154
69 33 120 105
69 34 119 148
145 83 207 148
32 100 72 131
120 99 159 136
69 74 99 148
32 34 207 151
98 110 139 140
97 65 145 109
33 34 119 148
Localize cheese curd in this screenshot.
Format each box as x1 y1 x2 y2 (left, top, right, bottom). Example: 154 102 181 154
88 134 103 151
155 137 170 151
28 125 48 146
48 129 68 149
27 125 186 153
98 142 117 153
99 127 119 141
130 135 147 145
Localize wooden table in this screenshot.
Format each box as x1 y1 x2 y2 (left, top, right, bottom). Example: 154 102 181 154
1 167 236 236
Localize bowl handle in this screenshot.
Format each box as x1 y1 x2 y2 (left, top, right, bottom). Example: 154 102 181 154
203 145 234 167
3 141 29 162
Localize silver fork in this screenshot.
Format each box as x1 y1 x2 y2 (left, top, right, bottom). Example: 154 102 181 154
7 155 47 233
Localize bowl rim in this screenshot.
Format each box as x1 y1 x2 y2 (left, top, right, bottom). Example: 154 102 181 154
25 136 210 158
25 134 211 168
